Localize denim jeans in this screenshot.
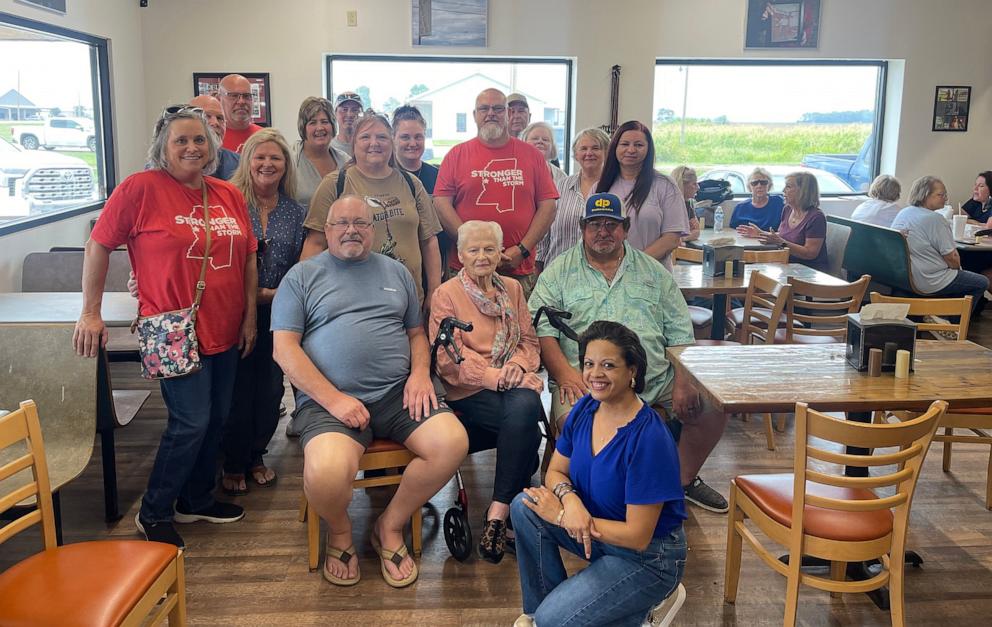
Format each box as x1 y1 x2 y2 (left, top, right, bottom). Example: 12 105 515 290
140 347 239 523
510 493 687 627
447 388 542 504
932 269 989 311
222 306 283 473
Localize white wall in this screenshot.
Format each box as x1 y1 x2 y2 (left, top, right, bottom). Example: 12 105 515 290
0 0 146 291
2 0 990 290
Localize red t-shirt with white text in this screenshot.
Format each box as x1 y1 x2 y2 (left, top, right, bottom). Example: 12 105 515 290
222 123 263 153
91 170 257 355
435 137 559 275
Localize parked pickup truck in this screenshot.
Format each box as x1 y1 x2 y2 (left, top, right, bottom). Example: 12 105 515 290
11 117 97 152
801 133 874 192
0 139 95 221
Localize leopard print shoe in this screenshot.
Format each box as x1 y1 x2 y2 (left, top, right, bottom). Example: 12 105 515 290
478 518 507 564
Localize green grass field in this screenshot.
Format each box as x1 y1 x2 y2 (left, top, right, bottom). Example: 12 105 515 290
653 121 871 171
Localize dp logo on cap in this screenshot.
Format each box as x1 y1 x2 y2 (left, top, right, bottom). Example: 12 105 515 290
584 192 625 220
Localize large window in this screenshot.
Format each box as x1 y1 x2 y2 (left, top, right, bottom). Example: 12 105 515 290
653 60 886 194
326 55 573 170
0 12 114 233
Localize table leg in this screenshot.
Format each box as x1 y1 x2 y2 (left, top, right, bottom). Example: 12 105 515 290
710 294 728 340
100 426 122 523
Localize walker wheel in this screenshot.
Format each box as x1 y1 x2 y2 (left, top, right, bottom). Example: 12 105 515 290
443 507 473 562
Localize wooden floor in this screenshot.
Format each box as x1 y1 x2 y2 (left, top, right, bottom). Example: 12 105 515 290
5 315 992 625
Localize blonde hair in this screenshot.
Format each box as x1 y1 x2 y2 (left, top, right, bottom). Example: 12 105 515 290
868 174 901 202
785 171 820 211
229 128 297 209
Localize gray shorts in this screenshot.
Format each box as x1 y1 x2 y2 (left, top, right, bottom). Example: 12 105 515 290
294 379 450 451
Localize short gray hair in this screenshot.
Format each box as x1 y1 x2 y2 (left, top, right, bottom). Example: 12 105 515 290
146 107 218 176
749 167 774 191
571 127 610 155
868 174 901 202
907 176 943 207
521 121 558 160
456 220 503 251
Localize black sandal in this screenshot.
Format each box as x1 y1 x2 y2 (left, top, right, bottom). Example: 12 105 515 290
478 518 507 564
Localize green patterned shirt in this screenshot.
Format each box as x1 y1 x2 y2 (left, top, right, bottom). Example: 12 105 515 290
528 241 695 404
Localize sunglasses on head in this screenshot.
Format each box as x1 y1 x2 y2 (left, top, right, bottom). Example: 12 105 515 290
161 104 204 118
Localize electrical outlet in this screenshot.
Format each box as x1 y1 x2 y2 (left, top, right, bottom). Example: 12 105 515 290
347 10 358 27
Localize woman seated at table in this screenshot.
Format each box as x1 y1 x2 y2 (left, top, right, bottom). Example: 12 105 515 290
510 321 686 627
892 175 989 307
430 219 543 564
670 165 701 243
729 167 783 232
851 174 902 227
961 171 992 224
738 171 828 272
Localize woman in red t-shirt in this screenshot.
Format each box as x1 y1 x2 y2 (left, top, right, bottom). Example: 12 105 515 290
73 106 257 549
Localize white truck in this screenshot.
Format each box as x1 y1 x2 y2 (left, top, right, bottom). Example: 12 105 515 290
0 139 96 221
11 117 97 152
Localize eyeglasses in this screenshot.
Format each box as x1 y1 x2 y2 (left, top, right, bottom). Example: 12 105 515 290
750 179 770 186
583 219 623 232
223 92 253 102
328 220 373 231
476 105 507 114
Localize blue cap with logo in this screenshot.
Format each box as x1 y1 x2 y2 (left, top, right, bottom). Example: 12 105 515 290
584 192 625 221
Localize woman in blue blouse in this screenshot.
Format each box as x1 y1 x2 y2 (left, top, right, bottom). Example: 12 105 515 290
729 166 783 232
511 321 687 627
221 129 307 495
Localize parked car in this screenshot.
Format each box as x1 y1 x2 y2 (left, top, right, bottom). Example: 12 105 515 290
11 117 97 152
801 133 874 192
0 138 95 220
699 164 857 196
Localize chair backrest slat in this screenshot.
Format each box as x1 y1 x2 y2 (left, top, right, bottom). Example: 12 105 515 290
805 491 907 513
0 401 57 550
786 274 870 342
869 291 972 341
743 248 789 263
806 466 913 490
673 246 703 264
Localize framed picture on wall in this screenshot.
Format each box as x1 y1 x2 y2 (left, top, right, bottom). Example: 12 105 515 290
412 0 488 46
744 0 821 49
192 72 271 127
14 0 67 15
932 86 970 132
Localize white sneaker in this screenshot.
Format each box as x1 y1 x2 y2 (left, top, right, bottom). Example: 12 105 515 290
644 583 686 627
513 614 534 627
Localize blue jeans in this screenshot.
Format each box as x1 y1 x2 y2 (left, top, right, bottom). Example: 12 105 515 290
140 347 239 523
510 493 687 627
932 269 989 311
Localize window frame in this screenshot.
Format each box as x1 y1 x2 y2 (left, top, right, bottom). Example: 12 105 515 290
324 53 575 171
654 58 887 197
0 10 116 237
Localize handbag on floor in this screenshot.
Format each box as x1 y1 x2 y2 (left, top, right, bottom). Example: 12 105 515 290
134 182 211 379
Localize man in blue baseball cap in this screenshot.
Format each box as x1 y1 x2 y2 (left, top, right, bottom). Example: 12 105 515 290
529 192 730 514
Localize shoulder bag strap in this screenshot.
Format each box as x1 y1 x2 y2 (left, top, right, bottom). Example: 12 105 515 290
191 181 211 315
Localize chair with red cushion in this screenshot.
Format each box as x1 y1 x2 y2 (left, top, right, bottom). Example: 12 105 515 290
0 400 186 627
724 399 947 627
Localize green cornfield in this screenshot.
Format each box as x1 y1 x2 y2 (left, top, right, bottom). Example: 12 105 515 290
653 120 871 171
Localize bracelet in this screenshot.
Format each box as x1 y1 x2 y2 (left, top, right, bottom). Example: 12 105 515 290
552 482 573 500
558 487 578 502
555 508 565 526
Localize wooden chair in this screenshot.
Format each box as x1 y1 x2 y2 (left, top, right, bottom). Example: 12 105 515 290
734 273 792 450
672 246 703 263
299 439 422 572
724 400 947 627
777 274 870 344
672 247 714 335
0 401 186 626
869 292 972 341
742 248 789 263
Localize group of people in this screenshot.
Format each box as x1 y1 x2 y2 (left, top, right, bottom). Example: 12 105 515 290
78 76 921 625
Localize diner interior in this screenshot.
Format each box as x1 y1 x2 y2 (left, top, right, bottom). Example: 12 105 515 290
2 1 992 625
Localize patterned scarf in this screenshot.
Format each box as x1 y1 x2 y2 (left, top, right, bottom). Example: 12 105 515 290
457 269 520 368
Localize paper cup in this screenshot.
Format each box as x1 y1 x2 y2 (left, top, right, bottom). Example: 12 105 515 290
953 215 967 239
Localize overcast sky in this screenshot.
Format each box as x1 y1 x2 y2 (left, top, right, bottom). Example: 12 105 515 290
0 41 94 110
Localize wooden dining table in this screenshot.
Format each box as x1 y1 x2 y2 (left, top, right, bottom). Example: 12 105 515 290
671 262 849 340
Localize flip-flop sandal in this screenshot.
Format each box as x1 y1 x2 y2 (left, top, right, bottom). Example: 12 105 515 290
221 473 249 496
371 530 418 588
250 465 277 488
321 543 360 586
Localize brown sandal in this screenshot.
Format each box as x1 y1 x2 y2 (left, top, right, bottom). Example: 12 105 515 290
249 465 277 487
221 473 248 496
322 543 360 586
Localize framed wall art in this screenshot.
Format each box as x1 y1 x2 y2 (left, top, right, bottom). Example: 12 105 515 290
192 72 271 127
412 0 487 46
932 86 970 132
745 0 821 49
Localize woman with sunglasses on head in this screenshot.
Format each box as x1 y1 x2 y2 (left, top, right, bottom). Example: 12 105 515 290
596 121 689 270
729 167 783 232
73 105 257 549
220 129 306 496
293 96 349 209
511 321 687 627
301 111 443 313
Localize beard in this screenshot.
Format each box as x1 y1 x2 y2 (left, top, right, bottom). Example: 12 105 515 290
479 122 507 143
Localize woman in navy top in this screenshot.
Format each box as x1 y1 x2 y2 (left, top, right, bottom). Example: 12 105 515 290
511 321 687 627
730 166 784 232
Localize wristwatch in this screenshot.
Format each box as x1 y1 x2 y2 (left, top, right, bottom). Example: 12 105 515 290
517 243 531 259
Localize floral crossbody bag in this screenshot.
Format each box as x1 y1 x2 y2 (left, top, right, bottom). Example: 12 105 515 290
133 182 211 379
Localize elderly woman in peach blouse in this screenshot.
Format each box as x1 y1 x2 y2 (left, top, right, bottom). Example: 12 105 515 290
430 219 543 565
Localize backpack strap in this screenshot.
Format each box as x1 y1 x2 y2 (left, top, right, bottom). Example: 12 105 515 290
335 166 348 198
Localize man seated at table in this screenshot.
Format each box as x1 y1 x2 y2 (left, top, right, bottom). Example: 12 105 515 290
272 195 468 587
529 192 730 513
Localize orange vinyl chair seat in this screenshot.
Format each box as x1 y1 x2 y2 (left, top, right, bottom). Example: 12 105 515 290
0 540 179 627
735 474 893 542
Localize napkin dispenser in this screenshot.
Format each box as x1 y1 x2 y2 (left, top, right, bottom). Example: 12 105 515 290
845 313 916 372
702 244 743 277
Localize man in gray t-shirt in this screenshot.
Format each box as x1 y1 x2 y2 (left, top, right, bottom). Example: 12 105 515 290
272 195 467 587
